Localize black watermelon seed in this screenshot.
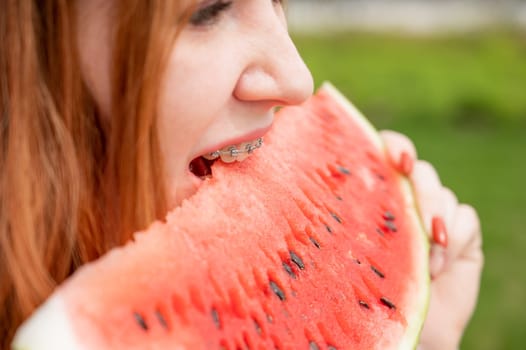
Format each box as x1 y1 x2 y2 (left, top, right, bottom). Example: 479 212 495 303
309 236 321 249
330 212 342 224
269 281 286 301
338 166 351 175
371 265 385 279
335 195 343 201
380 297 396 310
353 259 362 265
155 310 168 330
290 251 305 270
283 262 297 279
375 227 385 236
325 225 333 234
384 220 398 232
383 211 396 221
211 308 221 329
133 312 148 331
309 341 320 350
359 300 370 309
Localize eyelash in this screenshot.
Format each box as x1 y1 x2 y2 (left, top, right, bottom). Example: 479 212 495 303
190 1 233 26
190 0 284 26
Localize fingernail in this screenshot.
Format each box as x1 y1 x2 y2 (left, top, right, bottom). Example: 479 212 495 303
399 152 414 175
432 216 448 248
429 244 446 279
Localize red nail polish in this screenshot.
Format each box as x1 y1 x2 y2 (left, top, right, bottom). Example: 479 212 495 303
399 152 414 175
432 216 448 248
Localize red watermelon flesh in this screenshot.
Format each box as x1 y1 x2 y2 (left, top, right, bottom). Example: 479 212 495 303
12 83 429 350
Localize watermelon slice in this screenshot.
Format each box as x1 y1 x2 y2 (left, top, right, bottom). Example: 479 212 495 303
12 83 429 350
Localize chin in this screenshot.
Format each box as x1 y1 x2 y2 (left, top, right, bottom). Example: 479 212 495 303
165 170 203 211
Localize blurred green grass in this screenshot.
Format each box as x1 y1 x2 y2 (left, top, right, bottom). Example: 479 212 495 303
292 30 526 349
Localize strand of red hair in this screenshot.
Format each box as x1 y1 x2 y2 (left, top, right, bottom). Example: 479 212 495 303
0 0 194 347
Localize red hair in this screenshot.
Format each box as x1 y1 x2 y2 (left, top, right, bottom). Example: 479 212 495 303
0 0 193 346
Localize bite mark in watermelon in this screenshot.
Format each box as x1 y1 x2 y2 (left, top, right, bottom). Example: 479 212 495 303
12 83 430 350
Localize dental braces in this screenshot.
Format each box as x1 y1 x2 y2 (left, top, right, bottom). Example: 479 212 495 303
206 137 263 159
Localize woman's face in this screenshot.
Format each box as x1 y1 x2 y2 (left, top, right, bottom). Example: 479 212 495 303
76 0 314 207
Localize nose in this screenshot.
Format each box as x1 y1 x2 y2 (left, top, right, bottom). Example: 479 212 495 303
233 7 314 107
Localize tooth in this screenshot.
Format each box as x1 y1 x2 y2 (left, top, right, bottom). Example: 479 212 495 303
235 149 250 162
219 146 237 163
231 142 249 161
203 151 220 160
212 138 264 164
238 142 249 152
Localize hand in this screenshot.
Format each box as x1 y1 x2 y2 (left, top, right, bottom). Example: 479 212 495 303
380 130 484 350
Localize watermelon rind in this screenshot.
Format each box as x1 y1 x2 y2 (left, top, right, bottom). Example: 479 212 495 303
12 295 83 350
396 178 430 349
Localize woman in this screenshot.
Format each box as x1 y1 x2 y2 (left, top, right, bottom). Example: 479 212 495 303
0 0 483 348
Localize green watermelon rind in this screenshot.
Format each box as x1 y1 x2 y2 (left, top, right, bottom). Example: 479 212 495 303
320 82 431 349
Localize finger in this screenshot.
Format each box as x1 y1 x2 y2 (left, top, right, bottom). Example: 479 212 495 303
410 160 442 196
432 203 482 278
420 253 483 349
411 162 458 231
440 187 459 232
430 235 483 327
379 130 417 175
428 187 459 244
421 206 483 348
410 161 443 233
444 204 483 271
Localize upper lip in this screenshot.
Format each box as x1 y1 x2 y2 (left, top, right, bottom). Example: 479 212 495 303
190 124 273 161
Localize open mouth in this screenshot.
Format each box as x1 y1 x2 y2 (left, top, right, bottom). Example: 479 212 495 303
188 137 264 179
189 156 216 179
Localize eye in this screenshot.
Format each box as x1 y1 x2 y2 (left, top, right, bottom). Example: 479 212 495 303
190 1 233 26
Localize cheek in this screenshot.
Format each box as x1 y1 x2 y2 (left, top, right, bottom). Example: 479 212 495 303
157 90 197 165
156 42 241 161
156 66 216 180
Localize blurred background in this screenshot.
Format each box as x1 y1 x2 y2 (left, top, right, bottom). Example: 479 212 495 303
287 1 526 349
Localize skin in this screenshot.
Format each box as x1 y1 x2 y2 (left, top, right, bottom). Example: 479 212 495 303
76 1 483 348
